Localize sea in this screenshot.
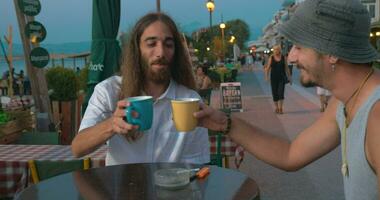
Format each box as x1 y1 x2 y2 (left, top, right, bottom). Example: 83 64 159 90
0 41 91 77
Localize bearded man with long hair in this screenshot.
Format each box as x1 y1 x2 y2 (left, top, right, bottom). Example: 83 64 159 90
72 13 210 166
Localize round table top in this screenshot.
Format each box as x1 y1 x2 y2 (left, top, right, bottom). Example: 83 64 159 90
16 163 259 200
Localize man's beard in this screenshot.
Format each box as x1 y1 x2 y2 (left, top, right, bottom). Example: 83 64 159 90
300 75 317 88
142 57 171 84
297 63 319 88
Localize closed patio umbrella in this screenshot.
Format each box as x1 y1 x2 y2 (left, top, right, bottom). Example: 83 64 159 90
83 0 121 113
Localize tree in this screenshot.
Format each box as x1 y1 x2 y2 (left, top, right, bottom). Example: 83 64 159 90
192 19 250 64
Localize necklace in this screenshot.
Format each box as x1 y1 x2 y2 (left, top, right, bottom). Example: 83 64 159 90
341 68 374 177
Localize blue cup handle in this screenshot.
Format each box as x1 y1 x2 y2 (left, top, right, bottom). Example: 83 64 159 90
126 105 140 126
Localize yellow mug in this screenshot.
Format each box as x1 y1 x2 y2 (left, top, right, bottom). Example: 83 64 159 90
171 98 200 132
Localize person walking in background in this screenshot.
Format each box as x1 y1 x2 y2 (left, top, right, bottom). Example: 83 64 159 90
194 0 380 199
72 12 210 166
0 73 8 96
17 70 24 96
316 86 331 112
265 44 292 114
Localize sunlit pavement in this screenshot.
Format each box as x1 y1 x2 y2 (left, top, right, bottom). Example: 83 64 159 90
210 62 344 200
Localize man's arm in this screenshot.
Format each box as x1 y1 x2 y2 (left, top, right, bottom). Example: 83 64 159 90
196 98 340 171
71 100 138 157
366 101 380 192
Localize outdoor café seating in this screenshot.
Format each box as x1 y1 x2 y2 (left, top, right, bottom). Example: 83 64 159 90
0 144 107 199
14 163 260 200
28 158 91 183
15 131 60 145
198 88 212 105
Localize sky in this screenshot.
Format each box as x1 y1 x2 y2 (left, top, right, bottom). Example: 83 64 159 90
0 0 282 44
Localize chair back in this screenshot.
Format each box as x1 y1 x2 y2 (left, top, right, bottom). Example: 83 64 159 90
198 88 212 105
15 132 60 145
28 158 91 183
208 109 231 167
208 129 223 167
231 69 238 82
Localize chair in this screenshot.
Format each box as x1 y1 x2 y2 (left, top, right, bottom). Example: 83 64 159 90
208 109 231 168
15 132 60 145
209 129 223 167
208 70 221 87
198 88 212 105
28 158 91 184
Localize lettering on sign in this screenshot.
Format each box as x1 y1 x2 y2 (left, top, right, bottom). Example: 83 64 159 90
89 63 104 71
30 56 49 61
25 21 46 43
29 47 49 68
220 82 243 112
18 0 41 16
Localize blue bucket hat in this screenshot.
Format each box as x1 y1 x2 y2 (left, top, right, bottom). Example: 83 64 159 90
279 0 380 63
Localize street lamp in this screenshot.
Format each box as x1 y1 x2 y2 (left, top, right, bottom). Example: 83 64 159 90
206 0 215 29
156 0 160 12
220 21 226 60
229 35 235 43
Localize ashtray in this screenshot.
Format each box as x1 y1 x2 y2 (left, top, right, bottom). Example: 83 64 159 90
154 168 191 190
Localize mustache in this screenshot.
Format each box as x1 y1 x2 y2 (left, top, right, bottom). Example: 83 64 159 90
151 57 169 65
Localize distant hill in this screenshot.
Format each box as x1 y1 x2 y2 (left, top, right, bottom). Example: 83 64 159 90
4 41 91 57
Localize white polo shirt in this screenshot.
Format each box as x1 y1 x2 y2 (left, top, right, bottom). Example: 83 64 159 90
79 76 210 166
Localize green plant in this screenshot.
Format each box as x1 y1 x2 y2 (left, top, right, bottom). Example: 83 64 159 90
77 65 89 92
45 66 79 101
373 61 380 69
0 111 10 124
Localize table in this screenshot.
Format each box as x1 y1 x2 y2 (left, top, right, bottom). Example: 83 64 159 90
0 145 107 199
15 163 260 200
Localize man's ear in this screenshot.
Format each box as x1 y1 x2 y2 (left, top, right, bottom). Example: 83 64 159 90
328 55 338 65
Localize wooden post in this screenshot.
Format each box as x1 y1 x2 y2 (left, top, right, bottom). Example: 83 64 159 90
4 26 14 97
14 0 53 128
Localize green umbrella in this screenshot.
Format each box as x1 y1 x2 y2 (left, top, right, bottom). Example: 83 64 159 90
83 0 121 113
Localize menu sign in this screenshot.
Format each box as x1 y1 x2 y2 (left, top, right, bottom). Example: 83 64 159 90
30 47 50 68
18 0 41 16
25 21 46 43
220 82 243 111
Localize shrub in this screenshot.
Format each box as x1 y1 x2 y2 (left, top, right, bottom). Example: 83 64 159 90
77 65 89 92
373 61 380 70
45 66 79 101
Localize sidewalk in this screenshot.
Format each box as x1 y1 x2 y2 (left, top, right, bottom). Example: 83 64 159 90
210 63 344 200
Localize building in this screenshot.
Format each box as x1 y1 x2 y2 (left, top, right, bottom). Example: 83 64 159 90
361 0 380 51
361 0 380 23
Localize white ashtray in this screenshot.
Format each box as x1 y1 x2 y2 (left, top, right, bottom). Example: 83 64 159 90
154 168 191 190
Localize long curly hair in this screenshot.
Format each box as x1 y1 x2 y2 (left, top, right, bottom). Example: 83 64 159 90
119 12 196 99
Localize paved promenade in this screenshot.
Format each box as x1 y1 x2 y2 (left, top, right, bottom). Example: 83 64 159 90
210 63 344 200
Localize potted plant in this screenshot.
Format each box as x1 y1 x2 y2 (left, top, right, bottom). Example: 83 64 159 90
46 66 80 144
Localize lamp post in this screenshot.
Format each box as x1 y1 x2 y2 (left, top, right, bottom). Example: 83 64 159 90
206 0 215 30
219 21 225 60
156 0 160 12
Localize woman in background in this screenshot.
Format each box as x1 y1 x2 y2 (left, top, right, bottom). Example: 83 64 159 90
195 66 212 90
265 45 292 114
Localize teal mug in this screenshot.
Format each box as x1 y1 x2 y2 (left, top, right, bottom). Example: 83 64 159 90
125 96 153 131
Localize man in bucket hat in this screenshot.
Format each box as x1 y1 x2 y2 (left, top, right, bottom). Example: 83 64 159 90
194 0 380 199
